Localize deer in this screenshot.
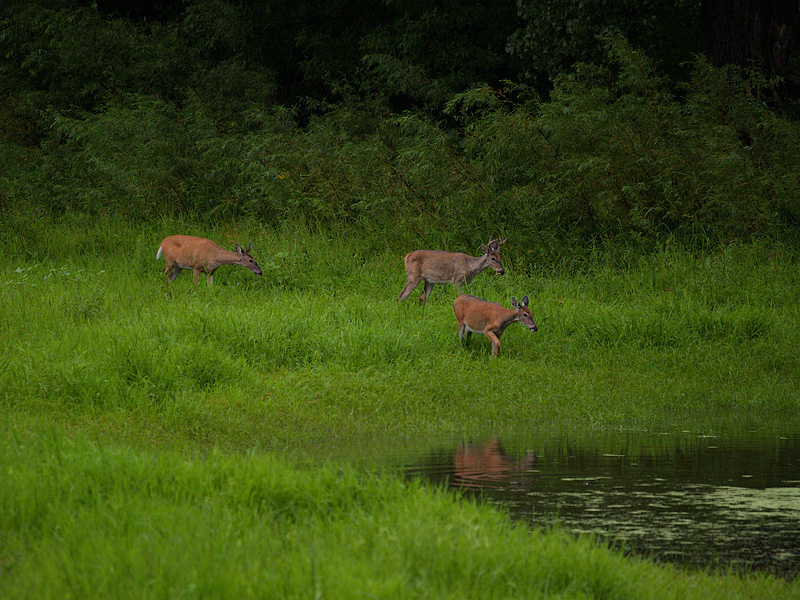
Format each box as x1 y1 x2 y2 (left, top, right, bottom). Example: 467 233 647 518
398 237 507 303
453 294 537 358
156 235 262 286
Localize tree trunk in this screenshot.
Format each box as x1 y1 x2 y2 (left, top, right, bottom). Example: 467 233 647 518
701 0 798 75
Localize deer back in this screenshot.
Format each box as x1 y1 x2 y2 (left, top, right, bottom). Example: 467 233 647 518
159 235 261 275
455 294 536 334
404 250 476 282
454 295 514 331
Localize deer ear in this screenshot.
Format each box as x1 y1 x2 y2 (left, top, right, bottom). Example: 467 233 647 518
236 244 244 253
511 297 520 308
480 243 489 254
245 243 251 253
522 295 529 306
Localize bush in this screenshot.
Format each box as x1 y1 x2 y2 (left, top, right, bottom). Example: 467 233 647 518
3 22 800 253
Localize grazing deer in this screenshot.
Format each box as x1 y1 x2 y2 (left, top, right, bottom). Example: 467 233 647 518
453 294 537 358
156 235 262 285
399 237 506 303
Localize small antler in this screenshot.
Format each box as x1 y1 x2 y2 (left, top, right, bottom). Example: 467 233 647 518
487 236 507 251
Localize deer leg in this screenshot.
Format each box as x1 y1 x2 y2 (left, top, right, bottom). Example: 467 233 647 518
399 276 422 302
486 330 502 358
420 279 434 303
167 264 182 283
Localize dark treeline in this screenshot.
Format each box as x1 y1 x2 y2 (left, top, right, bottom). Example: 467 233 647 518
2 0 800 258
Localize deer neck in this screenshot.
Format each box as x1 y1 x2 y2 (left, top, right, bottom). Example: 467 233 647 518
214 248 243 268
494 308 519 334
466 253 490 276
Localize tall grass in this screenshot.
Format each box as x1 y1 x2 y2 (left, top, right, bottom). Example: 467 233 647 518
1 217 799 595
1 216 798 452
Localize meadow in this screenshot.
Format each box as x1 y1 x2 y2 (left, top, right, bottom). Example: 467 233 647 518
1 215 799 598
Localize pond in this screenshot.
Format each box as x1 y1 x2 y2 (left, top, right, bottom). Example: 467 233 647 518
399 427 800 578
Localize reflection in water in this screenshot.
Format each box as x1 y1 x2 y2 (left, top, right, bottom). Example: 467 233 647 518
453 438 534 488
405 430 800 578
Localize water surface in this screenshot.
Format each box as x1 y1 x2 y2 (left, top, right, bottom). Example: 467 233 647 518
401 428 800 578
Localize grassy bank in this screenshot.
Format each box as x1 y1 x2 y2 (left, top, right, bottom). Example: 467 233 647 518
1 216 799 596
2 427 797 600
1 216 798 450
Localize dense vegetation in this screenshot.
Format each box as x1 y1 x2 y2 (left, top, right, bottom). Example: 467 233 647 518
2 1 800 596
1 0 799 255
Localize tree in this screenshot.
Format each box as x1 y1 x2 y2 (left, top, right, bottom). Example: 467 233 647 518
507 0 700 91
700 0 798 76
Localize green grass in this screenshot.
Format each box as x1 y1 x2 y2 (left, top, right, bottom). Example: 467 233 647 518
2 218 797 448
1 215 799 597
1 428 797 600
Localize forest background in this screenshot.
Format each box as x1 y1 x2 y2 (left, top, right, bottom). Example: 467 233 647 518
2 0 800 258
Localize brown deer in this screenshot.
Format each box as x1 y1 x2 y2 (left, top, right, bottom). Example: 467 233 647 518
453 294 537 358
156 235 262 285
399 237 506 303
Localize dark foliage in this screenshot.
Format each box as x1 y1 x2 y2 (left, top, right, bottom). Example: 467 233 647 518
1 0 799 254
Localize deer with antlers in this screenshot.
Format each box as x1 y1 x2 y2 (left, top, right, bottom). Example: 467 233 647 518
399 237 506 303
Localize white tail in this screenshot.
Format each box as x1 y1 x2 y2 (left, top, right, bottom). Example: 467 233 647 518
399 237 506 303
156 235 262 286
453 294 537 358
